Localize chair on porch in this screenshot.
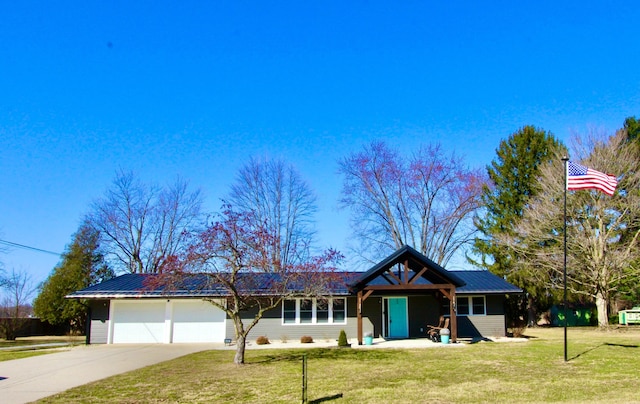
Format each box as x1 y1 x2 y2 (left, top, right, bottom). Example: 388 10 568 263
427 316 450 342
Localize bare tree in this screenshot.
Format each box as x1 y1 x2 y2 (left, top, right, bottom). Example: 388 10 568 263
499 130 640 326
0 268 35 340
89 170 203 274
228 157 317 268
339 141 486 266
153 206 342 365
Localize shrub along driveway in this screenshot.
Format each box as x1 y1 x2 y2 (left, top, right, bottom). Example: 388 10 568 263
0 343 212 404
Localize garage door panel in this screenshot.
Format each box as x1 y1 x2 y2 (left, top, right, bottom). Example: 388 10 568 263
112 301 165 343
172 300 225 343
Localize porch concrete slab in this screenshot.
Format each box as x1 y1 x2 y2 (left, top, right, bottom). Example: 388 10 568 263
0 343 213 404
353 338 467 349
235 336 526 350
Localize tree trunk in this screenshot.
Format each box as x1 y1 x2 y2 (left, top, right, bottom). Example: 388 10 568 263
231 313 247 365
527 294 537 327
234 334 246 365
595 291 609 327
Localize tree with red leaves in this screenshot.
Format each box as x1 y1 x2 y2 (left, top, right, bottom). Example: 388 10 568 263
154 205 342 365
339 141 486 267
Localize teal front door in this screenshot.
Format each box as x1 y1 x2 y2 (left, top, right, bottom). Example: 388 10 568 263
387 297 408 338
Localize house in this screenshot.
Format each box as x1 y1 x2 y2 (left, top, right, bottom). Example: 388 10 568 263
68 245 521 345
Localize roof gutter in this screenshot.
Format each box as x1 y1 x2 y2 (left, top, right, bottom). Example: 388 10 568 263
66 291 353 300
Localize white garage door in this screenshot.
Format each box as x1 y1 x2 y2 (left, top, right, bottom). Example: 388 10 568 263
112 300 165 343
172 300 226 343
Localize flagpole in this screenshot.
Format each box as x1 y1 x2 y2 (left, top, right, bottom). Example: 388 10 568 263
562 157 569 362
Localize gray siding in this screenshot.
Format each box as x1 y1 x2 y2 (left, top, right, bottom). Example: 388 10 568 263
408 295 440 337
457 315 506 338
457 294 507 338
89 300 110 344
225 297 365 344
361 295 382 337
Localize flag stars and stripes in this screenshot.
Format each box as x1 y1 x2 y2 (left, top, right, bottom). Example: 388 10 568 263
566 161 618 196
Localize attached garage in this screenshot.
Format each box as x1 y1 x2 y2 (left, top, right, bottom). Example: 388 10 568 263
107 299 226 344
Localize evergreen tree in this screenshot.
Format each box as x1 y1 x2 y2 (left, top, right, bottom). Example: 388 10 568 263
618 116 640 308
472 126 565 323
624 116 640 142
33 223 113 333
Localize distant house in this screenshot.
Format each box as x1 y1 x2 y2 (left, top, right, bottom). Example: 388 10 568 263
68 245 521 344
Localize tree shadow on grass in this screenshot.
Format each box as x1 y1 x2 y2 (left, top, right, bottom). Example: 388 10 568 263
605 342 639 348
467 338 492 344
466 334 538 344
309 393 344 403
570 342 639 360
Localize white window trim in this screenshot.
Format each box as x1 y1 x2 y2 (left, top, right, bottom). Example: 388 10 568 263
282 297 347 325
457 295 486 316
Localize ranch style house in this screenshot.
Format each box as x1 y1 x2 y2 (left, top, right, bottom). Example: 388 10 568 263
68 245 521 345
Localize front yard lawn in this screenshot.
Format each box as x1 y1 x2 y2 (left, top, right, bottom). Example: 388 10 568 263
0 336 84 348
38 327 640 403
0 350 54 362
0 336 84 362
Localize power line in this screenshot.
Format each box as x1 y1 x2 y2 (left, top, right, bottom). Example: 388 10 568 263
0 239 61 256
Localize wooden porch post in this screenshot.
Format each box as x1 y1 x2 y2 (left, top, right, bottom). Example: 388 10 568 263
449 287 457 343
357 290 363 345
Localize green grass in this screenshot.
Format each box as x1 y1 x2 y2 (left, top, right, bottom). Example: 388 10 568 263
0 336 84 362
0 350 54 362
0 336 85 348
38 327 640 403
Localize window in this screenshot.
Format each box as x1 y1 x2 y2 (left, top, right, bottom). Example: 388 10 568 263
456 296 486 316
282 298 347 325
316 300 329 323
472 297 486 315
333 299 345 322
283 300 297 324
300 299 313 323
457 297 470 315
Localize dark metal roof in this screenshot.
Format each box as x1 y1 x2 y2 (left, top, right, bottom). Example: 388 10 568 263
67 272 359 299
452 270 522 294
66 274 220 298
349 245 466 289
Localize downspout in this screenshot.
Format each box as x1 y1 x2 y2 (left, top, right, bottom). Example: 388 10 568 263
357 290 363 345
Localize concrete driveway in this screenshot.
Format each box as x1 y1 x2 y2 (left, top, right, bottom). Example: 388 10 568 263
0 343 213 404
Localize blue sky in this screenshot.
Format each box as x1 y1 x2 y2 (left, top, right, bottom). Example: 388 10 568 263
1 2 639 287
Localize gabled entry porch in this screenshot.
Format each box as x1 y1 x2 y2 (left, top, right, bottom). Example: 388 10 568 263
349 245 466 344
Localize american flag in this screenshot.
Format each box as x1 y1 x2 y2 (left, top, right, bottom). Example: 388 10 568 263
567 161 618 196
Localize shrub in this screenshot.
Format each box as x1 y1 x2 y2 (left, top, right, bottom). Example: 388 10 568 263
256 335 270 345
300 335 313 343
510 327 526 338
338 329 348 347
280 335 289 343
